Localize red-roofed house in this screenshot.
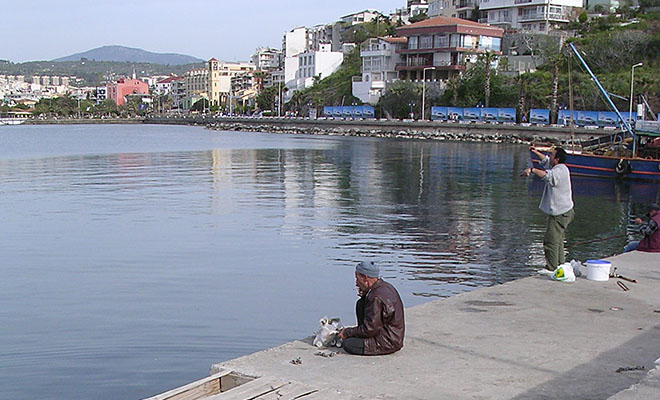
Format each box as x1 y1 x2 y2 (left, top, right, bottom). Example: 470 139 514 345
107 78 149 106
154 76 184 96
395 16 503 81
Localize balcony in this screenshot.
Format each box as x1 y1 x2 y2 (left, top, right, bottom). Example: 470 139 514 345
395 60 463 71
518 12 569 22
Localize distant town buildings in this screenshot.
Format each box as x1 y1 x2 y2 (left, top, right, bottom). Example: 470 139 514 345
107 77 149 106
2 0 588 114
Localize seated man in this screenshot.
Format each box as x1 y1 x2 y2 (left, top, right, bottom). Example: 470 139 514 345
338 261 405 355
624 203 660 253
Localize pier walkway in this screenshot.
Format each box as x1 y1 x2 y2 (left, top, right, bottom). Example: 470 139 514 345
150 251 660 399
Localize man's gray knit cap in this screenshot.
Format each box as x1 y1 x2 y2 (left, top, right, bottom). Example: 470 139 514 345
355 261 379 278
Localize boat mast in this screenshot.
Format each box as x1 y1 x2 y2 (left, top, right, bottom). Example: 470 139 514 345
568 42 637 155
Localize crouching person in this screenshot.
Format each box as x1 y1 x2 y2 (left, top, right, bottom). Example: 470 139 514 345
338 261 405 355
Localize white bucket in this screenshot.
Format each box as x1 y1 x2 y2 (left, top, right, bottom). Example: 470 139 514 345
586 260 612 281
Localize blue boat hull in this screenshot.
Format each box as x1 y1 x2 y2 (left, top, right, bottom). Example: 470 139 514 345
531 152 660 182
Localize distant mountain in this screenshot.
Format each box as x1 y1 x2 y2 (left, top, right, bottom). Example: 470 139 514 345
53 45 205 65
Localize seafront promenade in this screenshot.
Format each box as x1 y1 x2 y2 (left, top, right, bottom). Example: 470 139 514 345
24 115 616 145
149 251 660 399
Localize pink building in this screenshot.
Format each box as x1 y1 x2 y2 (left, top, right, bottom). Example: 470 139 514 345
107 78 149 106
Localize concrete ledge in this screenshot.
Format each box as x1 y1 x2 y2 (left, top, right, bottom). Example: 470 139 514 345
208 252 660 399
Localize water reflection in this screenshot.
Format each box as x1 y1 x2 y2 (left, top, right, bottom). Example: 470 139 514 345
1 125 659 400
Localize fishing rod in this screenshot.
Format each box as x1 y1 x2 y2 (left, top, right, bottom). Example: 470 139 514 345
568 233 627 247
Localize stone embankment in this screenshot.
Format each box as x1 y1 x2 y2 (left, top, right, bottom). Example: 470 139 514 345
145 115 614 146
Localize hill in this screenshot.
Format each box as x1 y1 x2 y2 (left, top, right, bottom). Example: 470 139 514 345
53 45 204 65
0 59 204 86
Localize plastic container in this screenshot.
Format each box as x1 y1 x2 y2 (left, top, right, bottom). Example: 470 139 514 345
586 260 612 281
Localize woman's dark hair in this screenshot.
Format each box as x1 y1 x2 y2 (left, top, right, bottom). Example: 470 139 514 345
554 147 568 164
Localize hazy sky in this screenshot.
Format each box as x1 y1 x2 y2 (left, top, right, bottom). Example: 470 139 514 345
2 0 406 63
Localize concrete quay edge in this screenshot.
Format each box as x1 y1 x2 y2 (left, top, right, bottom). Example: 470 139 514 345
208 251 660 400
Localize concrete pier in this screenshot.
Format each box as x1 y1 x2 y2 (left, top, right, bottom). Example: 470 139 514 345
204 252 660 399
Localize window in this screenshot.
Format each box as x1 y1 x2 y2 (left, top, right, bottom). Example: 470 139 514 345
450 34 460 47
372 57 381 71
408 36 418 49
434 34 449 48
363 57 372 71
420 35 433 49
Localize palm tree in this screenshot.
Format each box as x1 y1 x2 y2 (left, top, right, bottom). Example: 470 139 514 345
517 73 533 122
479 50 498 107
445 77 461 106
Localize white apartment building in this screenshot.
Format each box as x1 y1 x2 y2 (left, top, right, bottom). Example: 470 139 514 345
294 44 344 92
352 37 406 105
340 9 382 25
154 76 184 96
430 0 479 19
251 47 282 71
478 0 582 33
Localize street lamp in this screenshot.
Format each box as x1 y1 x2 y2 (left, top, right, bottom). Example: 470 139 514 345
421 67 436 121
629 62 643 128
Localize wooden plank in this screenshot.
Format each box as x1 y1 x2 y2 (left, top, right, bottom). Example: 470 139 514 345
296 388 352 399
252 381 318 400
205 378 288 400
142 370 232 400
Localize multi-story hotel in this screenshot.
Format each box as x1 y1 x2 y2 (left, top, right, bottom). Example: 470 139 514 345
207 59 256 107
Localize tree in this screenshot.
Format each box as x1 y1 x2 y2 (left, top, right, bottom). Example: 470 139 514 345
94 99 118 116
377 80 421 119
479 51 498 107
190 98 210 112
409 12 429 24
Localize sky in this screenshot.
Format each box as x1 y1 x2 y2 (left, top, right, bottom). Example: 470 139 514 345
1 0 406 63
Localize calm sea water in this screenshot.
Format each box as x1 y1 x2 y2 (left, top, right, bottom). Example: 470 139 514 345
1 124 658 399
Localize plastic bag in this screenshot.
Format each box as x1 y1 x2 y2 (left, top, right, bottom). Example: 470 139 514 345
312 316 343 348
551 262 576 282
570 259 583 277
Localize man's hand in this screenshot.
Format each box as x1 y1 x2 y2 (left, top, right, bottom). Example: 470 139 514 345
338 328 346 340
521 168 532 177
635 217 643 224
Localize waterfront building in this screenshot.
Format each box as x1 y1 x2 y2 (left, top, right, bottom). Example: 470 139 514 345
171 79 186 110
293 44 344 93
395 16 503 81
154 76 184 96
107 77 149 106
251 47 283 71
478 0 582 33
96 87 107 104
184 68 208 97
207 59 256 107
352 36 407 105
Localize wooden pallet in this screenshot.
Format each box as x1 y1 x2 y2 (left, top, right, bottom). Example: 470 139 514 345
144 370 350 400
